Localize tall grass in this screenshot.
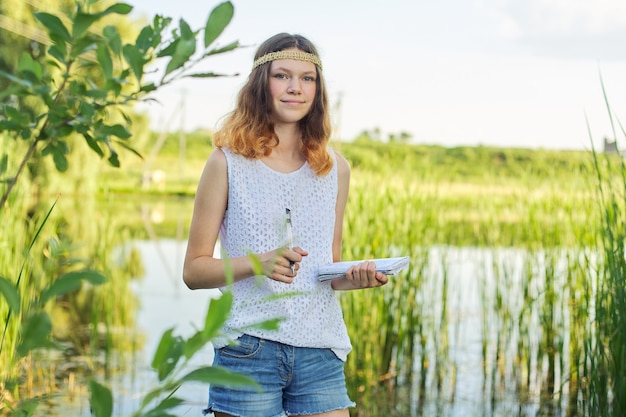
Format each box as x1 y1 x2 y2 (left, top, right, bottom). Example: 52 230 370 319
587 89 626 415
0 144 144 407
5 132 616 415
340 164 600 416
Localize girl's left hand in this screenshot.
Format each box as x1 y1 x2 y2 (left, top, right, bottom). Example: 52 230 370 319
345 261 388 288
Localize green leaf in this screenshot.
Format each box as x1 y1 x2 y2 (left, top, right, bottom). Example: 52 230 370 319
164 32 196 77
0 154 7 175
3 105 29 125
151 328 183 381
88 379 113 417
83 133 105 158
11 398 38 415
245 318 282 331
204 2 234 49
146 397 184 415
16 312 53 358
20 127 33 140
0 70 33 89
181 366 260 390
113 140 143 159
0 276 20 314
183 332 209 361
71 34 99 58
73 12 100 38
78 101 97 119
103 26 122 56
52 150 68 172
83 88 108 99
18 52 43 81
203 40 239 57
57 124 74 138
35 12 71 42
139 82 157 93
105 78 122 97
43 141 70 172
137 382 181 410
139 387 161 409
157 38 178 58
73 4 132 41
185 72 232 79
48 45 67 64
249 253 263 276
101 3 133 16
39 270 106 306
135 26 156 54
204 292 232 337
122 44 144 82
183 292 232 359
179 18 194 39
100 124 131 139
107 150 120 167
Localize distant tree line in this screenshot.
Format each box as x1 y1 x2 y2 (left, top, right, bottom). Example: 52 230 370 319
354 127 413 143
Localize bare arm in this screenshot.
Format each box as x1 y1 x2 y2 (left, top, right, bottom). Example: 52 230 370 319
330 151 388 291
183 148 304 289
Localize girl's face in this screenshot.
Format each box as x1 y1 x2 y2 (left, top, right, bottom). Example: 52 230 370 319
268 49 317 126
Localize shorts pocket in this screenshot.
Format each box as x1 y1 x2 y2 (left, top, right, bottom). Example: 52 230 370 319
315 347 340 363
219 334 263 359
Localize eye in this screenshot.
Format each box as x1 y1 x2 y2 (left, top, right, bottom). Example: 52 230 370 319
303 76 316 82
273 73 288 79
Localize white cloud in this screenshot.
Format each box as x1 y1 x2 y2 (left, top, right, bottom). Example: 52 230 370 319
483 0 626 36
477 0 626 60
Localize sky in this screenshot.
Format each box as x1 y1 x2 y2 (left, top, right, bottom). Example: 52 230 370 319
128 0 626 150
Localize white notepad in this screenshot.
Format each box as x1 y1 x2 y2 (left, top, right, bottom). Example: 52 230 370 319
317 256 410 282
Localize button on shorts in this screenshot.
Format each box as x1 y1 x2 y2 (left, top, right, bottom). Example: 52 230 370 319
204 334 355 417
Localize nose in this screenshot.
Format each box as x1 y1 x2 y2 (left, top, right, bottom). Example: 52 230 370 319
287 79 301 94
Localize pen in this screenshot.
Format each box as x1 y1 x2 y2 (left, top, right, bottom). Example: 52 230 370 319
286 208 295 274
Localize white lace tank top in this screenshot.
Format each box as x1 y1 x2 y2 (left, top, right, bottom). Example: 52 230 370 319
214 147 352 361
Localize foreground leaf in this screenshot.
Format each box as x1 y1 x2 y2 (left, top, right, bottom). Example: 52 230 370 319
0 276 20 313
16 312 53 358
182 366 260 390
204 2 234 48
151 328 183 381
89 379 113 417
34 12 71 42
39 270 107 305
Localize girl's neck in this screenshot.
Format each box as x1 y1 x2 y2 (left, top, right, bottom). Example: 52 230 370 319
274 122 301 144
262 123 306 171
273 123 303 154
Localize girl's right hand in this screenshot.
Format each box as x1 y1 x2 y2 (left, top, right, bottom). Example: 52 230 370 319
260 247 308 283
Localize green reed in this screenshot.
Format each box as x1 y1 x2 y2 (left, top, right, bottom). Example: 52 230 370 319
588 147 626 416
0 155 144 409
340 164 599 416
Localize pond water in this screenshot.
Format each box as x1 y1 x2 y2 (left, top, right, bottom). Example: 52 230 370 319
38 236 582 417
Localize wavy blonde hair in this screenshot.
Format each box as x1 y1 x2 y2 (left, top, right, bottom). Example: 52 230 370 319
213 33 333 176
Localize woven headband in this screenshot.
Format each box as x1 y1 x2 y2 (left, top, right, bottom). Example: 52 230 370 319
252 50 323 71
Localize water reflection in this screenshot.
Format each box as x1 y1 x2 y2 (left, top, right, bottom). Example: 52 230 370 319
37 237 591 416
340 246 592 417
125 242 589 416
124 239 219 415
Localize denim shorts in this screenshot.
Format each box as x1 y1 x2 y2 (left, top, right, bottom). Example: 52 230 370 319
204 334 355 417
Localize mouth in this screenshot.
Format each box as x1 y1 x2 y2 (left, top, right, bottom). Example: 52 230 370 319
281 99 305 105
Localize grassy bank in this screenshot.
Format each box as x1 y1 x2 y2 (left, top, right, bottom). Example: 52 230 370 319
96 131 597 195
3 129 618 415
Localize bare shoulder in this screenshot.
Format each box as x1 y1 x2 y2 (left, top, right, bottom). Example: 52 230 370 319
332 149 351 178
201 147 227 177
207 146 226 167
196 147 228 193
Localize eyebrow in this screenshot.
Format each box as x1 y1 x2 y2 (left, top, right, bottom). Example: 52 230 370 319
271 66 317 75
